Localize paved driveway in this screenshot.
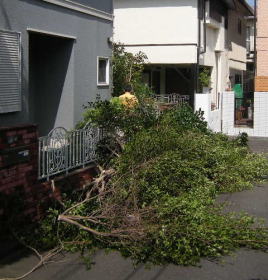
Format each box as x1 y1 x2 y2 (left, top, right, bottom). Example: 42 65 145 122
0 137 268 280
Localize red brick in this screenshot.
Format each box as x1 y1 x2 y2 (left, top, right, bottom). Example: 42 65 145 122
6 131 17 137
16 129 27 135
0 170 9 178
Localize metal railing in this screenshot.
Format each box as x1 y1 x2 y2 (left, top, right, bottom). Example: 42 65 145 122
38 126 102 180
154 93 190 105
234 97 254 127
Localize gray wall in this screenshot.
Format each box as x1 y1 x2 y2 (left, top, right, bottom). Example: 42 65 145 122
0 0 113 134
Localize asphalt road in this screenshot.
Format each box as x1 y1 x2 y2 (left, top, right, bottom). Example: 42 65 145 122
0 137 268 280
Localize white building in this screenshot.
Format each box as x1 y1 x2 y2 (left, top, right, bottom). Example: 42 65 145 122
114 0 253 110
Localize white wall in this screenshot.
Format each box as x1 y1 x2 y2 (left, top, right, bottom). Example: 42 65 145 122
195 93 221 133
200 18 229 104
252 92 268 136
114 0 198 45
114 0 198 64
125 45 197 64
227 7 248 71
222 92 235 134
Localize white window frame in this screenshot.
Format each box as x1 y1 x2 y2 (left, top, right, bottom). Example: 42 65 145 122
97 57 110 87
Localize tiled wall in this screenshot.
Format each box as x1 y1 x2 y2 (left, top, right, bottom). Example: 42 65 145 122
253 92 268 136
196 92 268 137
222 92 268 137
209 109 221 132
222 92 235 135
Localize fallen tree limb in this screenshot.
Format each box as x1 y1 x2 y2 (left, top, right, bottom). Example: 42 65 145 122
58 215 128 238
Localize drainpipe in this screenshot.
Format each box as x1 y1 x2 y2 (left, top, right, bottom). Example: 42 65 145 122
200 0 207 55
195 0 207 109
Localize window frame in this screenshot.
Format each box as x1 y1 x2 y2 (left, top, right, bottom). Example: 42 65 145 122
97 56 110 87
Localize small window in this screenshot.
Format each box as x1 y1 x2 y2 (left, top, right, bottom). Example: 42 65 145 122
97 57 109 86
238 19 242 35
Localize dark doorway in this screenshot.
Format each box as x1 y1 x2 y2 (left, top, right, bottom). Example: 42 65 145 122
29 32 74 136
165 66 194 95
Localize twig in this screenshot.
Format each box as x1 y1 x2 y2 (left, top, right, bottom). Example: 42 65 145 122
0 247 63 280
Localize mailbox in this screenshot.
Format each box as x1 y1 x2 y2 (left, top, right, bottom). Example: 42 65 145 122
0 146 31 168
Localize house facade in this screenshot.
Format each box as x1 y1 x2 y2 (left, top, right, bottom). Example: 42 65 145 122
114 0 252 109
0 0 113 136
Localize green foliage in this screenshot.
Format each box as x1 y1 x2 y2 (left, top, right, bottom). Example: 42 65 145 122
112 44 148 96
107 127 268 265
160 104 209 134
199 68 211 89
13 102 268 268
235 132 249 147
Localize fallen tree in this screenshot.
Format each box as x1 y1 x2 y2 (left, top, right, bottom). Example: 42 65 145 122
16 99 267 269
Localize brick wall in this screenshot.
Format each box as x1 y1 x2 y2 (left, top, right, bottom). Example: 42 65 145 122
256 0 268 90
0 125 95 222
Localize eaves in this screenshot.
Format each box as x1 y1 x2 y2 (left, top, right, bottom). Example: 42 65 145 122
41 0 114 21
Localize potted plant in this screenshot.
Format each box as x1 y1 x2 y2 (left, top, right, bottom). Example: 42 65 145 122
199 68 211 94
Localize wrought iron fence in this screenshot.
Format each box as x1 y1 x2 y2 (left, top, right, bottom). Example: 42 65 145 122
38 126 102 180
234 97 254 127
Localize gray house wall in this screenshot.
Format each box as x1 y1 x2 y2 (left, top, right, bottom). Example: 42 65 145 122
0 0 113 135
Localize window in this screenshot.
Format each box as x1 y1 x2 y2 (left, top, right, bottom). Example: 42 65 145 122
246 26 251 53
238 19 242 35
0 30 21 113
224 16 228 29
235 74 242 84
97 57 109 86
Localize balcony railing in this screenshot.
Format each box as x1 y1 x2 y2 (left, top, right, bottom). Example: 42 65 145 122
154 94 190 105
234 97 254 127
38 126 102 180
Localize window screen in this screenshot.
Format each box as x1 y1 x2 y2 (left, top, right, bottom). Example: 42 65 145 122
0 30 21 113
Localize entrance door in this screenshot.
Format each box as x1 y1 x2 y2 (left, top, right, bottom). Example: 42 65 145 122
29 32 74 136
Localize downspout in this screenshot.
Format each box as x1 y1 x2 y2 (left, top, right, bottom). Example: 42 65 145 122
195 0 206 108
196 0 201 97
200 0 207 55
